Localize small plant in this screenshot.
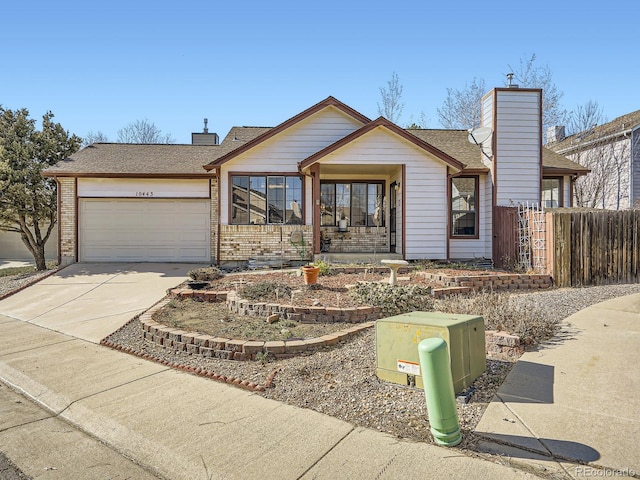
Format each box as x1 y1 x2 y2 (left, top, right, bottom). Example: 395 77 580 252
313 259 332 276
188 266 223 282
255 351 272 365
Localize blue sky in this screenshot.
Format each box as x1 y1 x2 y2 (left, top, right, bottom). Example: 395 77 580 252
2 0 638 144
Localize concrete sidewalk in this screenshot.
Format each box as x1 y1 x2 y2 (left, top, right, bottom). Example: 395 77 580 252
475 293 640 478
0 315 534 480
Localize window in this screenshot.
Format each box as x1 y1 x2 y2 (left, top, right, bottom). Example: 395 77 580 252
231 175 303 224
542 178 562 208
451 176 478 237
320 181 384 227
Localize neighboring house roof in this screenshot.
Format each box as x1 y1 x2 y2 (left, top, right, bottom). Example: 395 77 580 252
204 96 371 170
547 109 640 153
299 117 465 172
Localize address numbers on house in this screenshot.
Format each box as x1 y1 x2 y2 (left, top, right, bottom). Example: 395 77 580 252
135 191 154 197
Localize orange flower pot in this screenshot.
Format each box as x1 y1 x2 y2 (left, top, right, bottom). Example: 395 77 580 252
301 265 320 285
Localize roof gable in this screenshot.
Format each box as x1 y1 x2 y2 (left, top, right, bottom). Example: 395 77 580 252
204 96 370 170
299 117 465 172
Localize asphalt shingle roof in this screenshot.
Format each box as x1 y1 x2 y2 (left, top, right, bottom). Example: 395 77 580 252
546 109 640 152
43 127 270 177
43 125 586 176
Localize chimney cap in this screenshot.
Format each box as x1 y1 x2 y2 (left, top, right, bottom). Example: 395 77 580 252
506 73 519 88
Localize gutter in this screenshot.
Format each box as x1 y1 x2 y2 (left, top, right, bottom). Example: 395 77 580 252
554 127 634 155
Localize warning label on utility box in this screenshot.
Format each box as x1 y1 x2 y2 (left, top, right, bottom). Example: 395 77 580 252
397 360 421 376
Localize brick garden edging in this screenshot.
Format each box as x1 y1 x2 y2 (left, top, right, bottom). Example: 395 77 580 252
428 272 552 298
138 269 547 363
139 298 374 362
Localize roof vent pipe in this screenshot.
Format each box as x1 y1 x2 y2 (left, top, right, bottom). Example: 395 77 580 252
506 73 519 88
203 118 209 134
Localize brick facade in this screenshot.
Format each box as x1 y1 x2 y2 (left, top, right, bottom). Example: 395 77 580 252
320 226 389 253
58 177 76 264
219 225 313 262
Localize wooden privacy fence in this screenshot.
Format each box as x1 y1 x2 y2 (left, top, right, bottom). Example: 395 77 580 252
493 207 640 287
551 209 640 287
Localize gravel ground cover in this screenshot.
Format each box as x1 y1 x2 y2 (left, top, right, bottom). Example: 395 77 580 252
104 275 640 450
4 266 640 459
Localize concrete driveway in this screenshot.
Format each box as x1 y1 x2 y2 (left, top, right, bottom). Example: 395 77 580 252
0 263 195 343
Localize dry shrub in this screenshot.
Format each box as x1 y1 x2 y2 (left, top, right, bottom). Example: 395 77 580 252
239 281 292 302
434 291 559 345
188 267 223 282
350 282 433 317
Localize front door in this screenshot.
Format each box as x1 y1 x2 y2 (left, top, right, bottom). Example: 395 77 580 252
389 182 397 253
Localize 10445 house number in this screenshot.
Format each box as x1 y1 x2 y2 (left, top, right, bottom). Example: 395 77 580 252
135 191 154 197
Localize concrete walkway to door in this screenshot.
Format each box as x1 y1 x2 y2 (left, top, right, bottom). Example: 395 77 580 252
0 263 196 343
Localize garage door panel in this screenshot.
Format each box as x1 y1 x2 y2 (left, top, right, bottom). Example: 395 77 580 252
79 199 210 262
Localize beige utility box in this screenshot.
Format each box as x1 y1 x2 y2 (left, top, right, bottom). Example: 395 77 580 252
376 312 486 393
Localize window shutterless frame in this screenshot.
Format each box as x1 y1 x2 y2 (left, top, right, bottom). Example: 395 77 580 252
229 173 304 225
450 175 479 239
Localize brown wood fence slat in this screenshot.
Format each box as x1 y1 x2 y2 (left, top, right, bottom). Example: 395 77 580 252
550 209 640 287
493 206 519 270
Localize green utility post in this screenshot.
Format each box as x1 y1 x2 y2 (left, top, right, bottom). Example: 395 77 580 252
418 337 462 447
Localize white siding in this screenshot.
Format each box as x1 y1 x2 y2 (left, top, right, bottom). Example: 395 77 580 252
78 178 210 198
562 175 572 207
450 173 492 260
494 90 542 206
320 128 449 259
220 107 364 224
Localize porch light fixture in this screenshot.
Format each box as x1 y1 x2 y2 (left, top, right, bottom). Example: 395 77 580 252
394 183 401 192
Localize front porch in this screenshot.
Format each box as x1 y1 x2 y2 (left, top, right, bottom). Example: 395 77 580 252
319 226 389 254
314 252 404 264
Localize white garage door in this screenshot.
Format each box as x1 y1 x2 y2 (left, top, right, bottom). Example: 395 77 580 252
79 199 210 262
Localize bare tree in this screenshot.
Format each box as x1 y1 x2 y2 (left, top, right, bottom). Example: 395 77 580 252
437 54 565 136
508 54 566 131
378 72 404 124
82 130 109 147
572 141 629 209
565 100 605 137
117 119 174 144
437 77 486 130
406 111 429 129
561 100 630 210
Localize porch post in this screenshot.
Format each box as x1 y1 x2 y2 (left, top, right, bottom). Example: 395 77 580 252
311 164 321 255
